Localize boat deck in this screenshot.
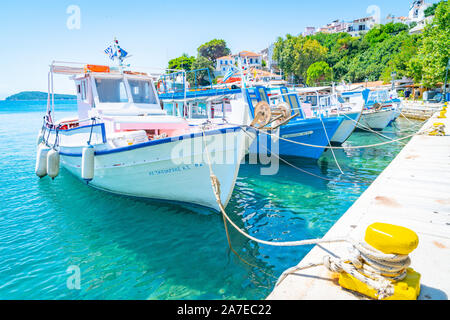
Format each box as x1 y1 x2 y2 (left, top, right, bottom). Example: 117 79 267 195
267 107 450 300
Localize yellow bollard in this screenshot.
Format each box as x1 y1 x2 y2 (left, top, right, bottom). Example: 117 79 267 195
338 223 421 300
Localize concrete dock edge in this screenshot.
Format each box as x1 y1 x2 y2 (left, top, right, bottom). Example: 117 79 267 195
267 108 450 300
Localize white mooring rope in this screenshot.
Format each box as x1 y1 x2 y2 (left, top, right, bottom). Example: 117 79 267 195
200 127 413 299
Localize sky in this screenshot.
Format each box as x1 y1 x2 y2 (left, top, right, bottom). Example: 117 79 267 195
0 0 439 99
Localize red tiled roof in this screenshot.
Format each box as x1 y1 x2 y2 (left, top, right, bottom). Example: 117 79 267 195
217 55 233 60
238 51 261 57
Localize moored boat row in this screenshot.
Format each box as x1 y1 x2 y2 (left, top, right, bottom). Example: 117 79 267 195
35 41 405 212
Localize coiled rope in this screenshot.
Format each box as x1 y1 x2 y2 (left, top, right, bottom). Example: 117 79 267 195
200 127 413 299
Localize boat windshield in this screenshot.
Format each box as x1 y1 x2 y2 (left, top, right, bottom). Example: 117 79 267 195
303 95 318 106
95 78 129 103
128 79 158 104
191 102 208 119
368 90 389 103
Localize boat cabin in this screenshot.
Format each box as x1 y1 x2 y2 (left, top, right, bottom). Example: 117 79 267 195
50 63 189 144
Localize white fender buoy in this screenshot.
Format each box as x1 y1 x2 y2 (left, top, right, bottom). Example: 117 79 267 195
35 144 50 178
47 149 60 180
81 145 95 182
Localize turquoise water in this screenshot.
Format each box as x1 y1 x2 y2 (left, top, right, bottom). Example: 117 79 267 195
0 100 418 300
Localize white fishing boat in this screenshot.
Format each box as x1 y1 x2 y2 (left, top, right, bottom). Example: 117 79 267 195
358 107 396 131
341 89 395 131
35 42 254 212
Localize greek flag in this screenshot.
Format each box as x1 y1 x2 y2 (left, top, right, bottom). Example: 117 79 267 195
104 45 117 60
118 46 128 59
223 68 236 83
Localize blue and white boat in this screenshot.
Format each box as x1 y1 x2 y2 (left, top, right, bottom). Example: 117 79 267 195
289 86 363 145
35 59 254 212
158 67 343 160
245 86 343 159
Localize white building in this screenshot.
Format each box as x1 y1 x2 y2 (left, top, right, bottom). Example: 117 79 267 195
409 15 434 34
215 51 262 76
385 14 410 24
303 26 317 36
408 0 432 22
347 16 376 37
260 44 277 71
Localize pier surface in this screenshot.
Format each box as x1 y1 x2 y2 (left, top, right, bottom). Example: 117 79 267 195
268 108 450 300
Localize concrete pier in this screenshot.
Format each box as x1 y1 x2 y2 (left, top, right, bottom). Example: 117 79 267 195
401 101 443 121
268 106 450 300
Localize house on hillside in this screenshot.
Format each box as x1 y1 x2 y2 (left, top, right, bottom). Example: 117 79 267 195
408 0 432 22
215 51 263 77
347 17 376 37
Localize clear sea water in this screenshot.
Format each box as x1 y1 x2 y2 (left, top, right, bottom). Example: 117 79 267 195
0 100 419 300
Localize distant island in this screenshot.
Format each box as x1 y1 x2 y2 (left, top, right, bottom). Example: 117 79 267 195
5 91 76 101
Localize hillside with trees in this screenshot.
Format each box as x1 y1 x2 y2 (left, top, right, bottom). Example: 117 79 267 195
167 39 230 87
273 0 449 87
5 91 76 101
167 1 449 89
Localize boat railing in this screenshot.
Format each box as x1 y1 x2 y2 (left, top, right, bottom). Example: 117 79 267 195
41 116 103 149
158 68 214 95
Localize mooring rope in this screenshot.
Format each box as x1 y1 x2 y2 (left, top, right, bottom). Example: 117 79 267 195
252 126 424 150
240 129 370 185
200 126 414 299
341 112 407 146
319 115 344 174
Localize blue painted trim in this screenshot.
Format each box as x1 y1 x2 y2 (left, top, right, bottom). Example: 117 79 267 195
159 88 242 100
280 86 305 119
254 86 269 102
245 88 257 118
59 126 243 157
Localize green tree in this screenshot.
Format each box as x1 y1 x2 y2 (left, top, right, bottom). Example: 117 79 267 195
409 1 449 87
306 61 333 86
197 39 231 63
273 34 298 80
168 54 196 71
187 56 215 87
424 2 440 17
381 33 421 83
273 35 328 83
293 38 328 82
